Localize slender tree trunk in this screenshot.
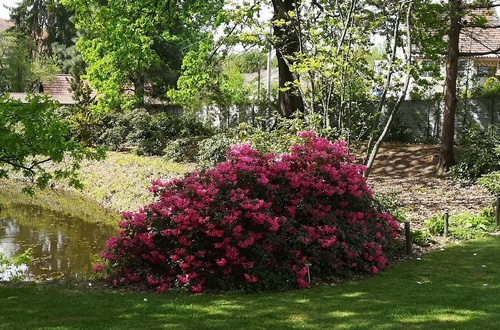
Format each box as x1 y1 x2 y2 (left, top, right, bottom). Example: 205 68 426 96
133 72 145 107
438 0 461 174
365 2 413 177
271 0 304 118
364 2 403 165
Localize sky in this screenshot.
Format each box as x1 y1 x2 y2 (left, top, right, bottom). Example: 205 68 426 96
0 0 18 20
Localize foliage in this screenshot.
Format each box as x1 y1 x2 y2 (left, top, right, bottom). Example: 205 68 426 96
287 0 379 132
128 113 213 156
60 103 212 156
0 95 104 194
163 137 205 163
410 230 431 247
477 171 500 196
10 0 76 55
96 132 401 293
0 248 32 282
451 124 500 184
231 50 268 74
385 116 416 143
473 77 500 98
0 31 59 93
167 41 254 128
424 209 496 240
373 190 408 223
62 0 222 110
192 114 341 169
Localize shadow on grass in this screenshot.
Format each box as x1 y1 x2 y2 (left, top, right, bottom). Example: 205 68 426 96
2 236 500 330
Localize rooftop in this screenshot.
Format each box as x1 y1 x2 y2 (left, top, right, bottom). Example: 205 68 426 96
0 18 14 32
460 9 500 58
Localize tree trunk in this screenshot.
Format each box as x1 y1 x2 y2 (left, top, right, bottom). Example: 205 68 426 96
271 0 304 118
133 72 145 107
438 0 461 174
365 2 413 178
364 2 404 166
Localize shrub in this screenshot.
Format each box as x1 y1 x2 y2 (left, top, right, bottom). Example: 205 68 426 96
195 115 342 169
424 209 495 240
451 124 500 184
374 191 408 223
411 230 431 247
477 171 500 196
96 132 401 293
163 137 205 163
128 113 213 156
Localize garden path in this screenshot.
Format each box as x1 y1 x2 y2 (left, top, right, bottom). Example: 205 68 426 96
367 143 493 226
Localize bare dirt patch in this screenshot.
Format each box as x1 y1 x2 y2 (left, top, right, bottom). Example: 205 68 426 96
367 143 494 227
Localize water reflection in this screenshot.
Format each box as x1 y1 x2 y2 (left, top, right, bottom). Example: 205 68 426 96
0 204 117 280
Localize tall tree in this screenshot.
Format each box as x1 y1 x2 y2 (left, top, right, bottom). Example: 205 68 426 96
439 0 462 173
271 0 304 117
10 0 76 56
62 0 223 110
0 31 59 93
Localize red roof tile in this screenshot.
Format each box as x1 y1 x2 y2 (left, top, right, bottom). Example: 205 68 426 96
0 18 14 32
460 9 500 58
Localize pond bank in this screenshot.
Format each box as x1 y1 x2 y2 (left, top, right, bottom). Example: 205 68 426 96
0 152 195 225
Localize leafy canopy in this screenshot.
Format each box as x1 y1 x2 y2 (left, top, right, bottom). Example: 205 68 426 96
0 94 104 194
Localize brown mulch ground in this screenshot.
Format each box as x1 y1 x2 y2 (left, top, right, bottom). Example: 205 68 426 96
367 143 494 228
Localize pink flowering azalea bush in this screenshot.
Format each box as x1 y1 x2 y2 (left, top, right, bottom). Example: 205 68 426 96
96 131 401 293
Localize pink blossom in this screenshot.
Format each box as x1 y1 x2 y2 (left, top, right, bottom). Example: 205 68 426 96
92 263 104 273
105 236 118 250
244 273 258 283
127 273 141 282
216 258 227 267
147 276 159 286
156 283 169 293
177 274 189 285
241 261 255 269
297 278 310 288
190 284 203 293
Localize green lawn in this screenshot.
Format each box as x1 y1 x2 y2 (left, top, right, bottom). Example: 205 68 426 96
2 235 500 330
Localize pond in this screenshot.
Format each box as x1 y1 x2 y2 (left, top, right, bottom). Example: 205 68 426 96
0 204 117 281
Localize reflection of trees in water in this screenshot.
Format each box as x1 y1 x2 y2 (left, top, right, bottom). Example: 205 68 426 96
0 204 116 279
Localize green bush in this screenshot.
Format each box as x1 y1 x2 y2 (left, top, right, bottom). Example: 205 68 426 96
411 230 431 247
424 209 496 240
96 133 401 293
128 112 213 156
66 106 213 156
374 191 408 223
424 215 445 236
164 137 206 163
477 171 500 196
451 124 500 184
194 114 344 169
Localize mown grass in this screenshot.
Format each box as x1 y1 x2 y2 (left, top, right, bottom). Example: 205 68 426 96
2 235 500 330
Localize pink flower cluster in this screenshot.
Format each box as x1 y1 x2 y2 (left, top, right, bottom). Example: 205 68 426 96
97 132 401 293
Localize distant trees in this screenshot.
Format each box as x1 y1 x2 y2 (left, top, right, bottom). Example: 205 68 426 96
61 0 224 110
0 31 59 93
6 0 500 178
